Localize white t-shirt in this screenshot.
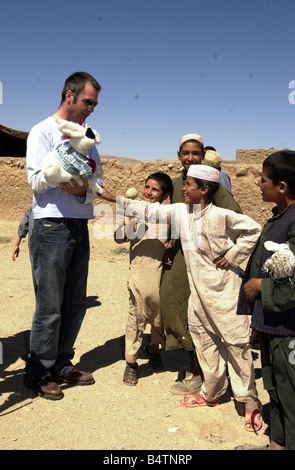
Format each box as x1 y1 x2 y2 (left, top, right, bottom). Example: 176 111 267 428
26 116 103 219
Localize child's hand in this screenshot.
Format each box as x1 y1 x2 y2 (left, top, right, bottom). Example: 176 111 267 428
99 187 116 202
163 247 174 270
243 278 262 301
250 329 260 346
12 236 22 261
12 246 20 261
214 256 230 270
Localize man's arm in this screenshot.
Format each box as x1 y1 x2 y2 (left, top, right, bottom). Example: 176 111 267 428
26 125 58 193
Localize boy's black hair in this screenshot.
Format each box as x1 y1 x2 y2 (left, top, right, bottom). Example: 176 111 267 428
263 150 295 194
146 172 173 196
194 178 219 200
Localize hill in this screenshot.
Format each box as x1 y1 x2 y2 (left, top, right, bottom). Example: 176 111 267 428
0 151 276 226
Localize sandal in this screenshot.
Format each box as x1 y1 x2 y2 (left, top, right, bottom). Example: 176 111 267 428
123 363 138 386
180 394 219 408
244 401 263 433
143 345 164 372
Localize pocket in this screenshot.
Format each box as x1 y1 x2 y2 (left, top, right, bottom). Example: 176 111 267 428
41 219 64 235
39 219 71 247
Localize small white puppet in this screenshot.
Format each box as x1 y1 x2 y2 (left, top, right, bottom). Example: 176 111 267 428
41 117 103 197
263 241 295 281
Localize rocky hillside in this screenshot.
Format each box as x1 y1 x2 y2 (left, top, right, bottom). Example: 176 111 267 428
0 149 278 226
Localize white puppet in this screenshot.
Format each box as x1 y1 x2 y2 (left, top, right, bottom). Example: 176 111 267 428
41 117 103 197
263 241 295 281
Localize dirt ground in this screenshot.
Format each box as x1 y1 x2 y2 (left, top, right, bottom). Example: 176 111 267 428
1 225 271 453
0 156 272 452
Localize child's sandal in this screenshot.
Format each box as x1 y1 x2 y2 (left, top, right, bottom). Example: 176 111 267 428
244 401 263 432
123 363 138 386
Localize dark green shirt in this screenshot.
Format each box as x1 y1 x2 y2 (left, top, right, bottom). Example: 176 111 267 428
172 171 242 213
249 204 295 335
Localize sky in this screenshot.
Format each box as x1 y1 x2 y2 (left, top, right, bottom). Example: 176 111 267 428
1 0 295 162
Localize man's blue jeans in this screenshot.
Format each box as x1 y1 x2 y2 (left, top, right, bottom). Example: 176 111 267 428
26 217 90 380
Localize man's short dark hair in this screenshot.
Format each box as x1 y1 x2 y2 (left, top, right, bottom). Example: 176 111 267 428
60 72 101 103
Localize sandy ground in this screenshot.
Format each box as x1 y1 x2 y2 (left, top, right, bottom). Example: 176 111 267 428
0 217 271 453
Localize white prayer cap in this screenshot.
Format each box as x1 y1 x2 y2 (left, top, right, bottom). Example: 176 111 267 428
203 150 222 169
179 133 204 149
187 164 220 183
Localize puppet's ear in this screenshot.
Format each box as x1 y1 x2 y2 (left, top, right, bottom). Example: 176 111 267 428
93 129 101 144
85 125 101 144
86 127 96 139
264 241 289 253
58 119 85 138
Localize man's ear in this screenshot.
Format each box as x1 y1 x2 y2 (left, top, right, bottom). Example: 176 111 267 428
65 89 74 104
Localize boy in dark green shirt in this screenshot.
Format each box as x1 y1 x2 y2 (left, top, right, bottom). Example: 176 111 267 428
236 150 295 450
160 133 242 396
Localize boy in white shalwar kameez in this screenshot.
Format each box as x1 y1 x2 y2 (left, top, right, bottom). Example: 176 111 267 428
100 165 263 432
179 166 262 427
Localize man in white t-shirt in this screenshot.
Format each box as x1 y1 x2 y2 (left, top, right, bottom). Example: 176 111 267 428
25 72 102 400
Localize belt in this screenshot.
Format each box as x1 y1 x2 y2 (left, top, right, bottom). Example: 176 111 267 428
44 217 87 223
